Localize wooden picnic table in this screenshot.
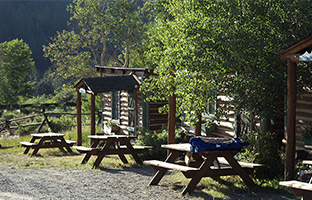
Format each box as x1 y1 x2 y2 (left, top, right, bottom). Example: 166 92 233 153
144 143 261 195
74 135 152 168
20 133 76 156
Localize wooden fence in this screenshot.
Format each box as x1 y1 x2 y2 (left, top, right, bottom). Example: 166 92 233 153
0 102 102 135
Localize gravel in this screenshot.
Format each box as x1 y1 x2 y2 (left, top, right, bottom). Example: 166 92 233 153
0 166 296 200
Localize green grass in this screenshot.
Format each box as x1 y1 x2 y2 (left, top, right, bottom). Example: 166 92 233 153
0 128 297 199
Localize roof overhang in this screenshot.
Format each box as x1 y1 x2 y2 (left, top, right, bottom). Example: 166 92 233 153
74 74 141 95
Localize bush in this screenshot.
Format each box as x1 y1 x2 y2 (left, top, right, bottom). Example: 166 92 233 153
238 131 284 179
134 127 184 161
50 115 76 133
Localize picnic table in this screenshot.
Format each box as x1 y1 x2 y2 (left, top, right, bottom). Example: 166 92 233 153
20 133 76 156
144 143 262 195
74 135 152 168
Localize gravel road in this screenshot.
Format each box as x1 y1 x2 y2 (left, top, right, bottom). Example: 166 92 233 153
0 166 296 200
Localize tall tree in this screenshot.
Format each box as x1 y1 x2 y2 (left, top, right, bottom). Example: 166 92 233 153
43 0 149 83
0 39 35 104
143 0 312 124
141 0 312 180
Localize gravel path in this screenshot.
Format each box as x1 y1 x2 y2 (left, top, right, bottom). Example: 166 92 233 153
0 166 297 200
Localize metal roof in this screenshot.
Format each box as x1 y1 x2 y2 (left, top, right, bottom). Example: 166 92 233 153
74 74 141 94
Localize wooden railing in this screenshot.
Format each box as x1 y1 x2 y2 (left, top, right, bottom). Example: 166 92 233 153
0 103 102 134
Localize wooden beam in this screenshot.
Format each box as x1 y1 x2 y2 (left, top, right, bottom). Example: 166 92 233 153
281 39 312 60
168 93 176 145
285 59 297 180
77 91 82 146
284 54 312 63
167 93 176 155
91 93 96 136
194 112 202 136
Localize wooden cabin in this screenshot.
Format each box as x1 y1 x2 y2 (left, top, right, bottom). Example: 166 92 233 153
93 66 168 136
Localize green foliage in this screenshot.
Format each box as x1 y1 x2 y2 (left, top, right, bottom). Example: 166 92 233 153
0 39 35 104
134 127 184 160
142 0 312 124
0 110 21 121
43 0 150 91
50 115 76 133
238 131 284 179
17 124 39 136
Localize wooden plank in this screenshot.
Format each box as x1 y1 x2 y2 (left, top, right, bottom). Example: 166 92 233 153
303 160 312 165
285 60 297 180
144 160 199 172
280 180 312 191
20 142 38 147
217 157 265 168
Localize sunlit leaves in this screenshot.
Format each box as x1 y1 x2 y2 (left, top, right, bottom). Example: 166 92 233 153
0 39 35 104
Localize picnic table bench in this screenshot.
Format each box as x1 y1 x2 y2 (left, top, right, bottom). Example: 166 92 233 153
144 143 262 195
74 135 152 168
20 133 75 156
279 180 312 200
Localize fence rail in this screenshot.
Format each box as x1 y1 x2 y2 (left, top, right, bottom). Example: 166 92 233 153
0 110 102 135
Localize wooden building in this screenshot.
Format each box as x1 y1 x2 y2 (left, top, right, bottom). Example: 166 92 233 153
95 66 168 135
279 32 312 179
74 66 168 145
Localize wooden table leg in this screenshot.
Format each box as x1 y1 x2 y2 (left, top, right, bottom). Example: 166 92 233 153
149 151 179 185
58 137 73 153
223 154 255 186
81 140 100 164
92 139 114 168
114 139 129 164
182 154 217 195
121 138 142 165
31 137 44 156
23 137 37 154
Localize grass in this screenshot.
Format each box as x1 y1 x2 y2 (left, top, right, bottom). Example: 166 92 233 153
0 128 297 199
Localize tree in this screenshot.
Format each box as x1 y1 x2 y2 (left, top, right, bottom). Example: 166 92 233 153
143 0 312 124
43 0 149 83
0 39 35 104
142 0 312 180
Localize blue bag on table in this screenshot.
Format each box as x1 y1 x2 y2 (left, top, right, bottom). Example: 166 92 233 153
189 137 249 153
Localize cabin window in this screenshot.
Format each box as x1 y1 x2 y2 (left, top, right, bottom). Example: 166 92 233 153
111 91 120 120
204 95 217 119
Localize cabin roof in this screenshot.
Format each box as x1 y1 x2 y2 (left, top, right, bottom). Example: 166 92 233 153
279 32 312 61
74 74 141 94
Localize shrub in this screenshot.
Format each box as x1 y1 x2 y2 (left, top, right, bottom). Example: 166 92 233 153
238 131 284 179
50 115 76 133
134 127 184 161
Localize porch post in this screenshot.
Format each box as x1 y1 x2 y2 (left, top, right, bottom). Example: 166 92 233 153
91 93 96 136
285 59 297 180
168 93 176 145
77 90 82 146
194 112 202 136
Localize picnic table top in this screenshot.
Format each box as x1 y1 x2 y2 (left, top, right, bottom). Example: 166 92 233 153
88 135 135 139
31 133 65 137
161 143 241 154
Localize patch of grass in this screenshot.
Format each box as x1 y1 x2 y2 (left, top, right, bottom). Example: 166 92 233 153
0 128 296 199
161 171 295 199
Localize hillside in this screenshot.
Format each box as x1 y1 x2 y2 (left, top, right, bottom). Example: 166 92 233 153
0 0 71 75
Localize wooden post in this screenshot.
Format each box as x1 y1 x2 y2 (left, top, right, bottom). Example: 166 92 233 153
91 93 96 136
194 112 202 136
77 91 82 146
285 59 297 180
5 120 11 135
168 93 176 146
